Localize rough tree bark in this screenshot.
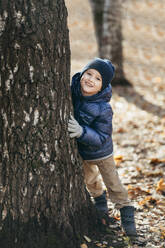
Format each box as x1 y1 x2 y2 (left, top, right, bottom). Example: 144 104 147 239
0 1 97 247
89 0 131 86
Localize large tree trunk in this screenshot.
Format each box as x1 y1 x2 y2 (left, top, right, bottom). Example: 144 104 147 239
89 0 131 86
0 1 97 247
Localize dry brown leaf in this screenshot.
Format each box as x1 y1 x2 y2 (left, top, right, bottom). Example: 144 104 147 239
136 166 142 173
156 178 165 193
114 155 123 166
127 185 133 190
150 158 165 165
117 127 126 133
150 227 159 233
159 226 165 239
112 213 120 221
114 155 123 161
138 196 157 206
145 171 163 177
139 197 151 205
128 186 150 198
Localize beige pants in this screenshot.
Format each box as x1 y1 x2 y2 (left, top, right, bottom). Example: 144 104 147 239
83 156 131 209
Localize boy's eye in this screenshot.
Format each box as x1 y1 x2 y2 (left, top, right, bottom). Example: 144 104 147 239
96 77 101 81
87 72 91 75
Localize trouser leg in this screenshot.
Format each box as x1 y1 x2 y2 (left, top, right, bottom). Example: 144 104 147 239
83 161 104 198
83 161 109 215
97 156 131 209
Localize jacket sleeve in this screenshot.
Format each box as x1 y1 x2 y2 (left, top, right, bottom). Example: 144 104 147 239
77 105 113 149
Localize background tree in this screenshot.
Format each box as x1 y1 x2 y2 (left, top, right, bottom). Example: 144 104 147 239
0 1 97 247
89 0 131 86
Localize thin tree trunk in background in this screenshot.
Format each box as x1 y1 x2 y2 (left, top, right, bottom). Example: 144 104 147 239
90 0 131 86
89 0 104 56
0 1 97 247
101 0 124 80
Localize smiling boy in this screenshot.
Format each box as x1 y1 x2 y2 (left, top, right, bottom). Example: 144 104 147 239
68 58 137 236
80 69 102 96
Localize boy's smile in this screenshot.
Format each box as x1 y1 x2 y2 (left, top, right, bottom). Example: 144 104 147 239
80 69 102 96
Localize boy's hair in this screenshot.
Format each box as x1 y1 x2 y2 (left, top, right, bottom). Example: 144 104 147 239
80 58 115 90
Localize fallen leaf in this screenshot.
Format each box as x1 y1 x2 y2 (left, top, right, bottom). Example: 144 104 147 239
113 214 120 221
83 235 91 243
128 185 151 198
96 243 102 247
150 158 165 165
150 227 159 233
117 127 126 133
145 171 163 177
114 155 123 166
136 166 142 173
156 178 165 193
158 226 165 239
138 196 158 206
114 155 123 161
80 244 88 248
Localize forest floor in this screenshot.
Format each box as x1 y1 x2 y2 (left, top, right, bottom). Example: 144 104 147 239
66 0 165 247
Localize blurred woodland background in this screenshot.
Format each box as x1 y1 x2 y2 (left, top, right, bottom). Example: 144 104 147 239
66 0 165 86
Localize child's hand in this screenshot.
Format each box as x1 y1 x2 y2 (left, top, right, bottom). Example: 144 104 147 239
68 116 83 138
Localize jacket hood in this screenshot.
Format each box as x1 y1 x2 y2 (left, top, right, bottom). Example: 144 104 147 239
71 72 112 102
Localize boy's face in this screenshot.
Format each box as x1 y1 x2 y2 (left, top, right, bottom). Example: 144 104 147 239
80 69 102 96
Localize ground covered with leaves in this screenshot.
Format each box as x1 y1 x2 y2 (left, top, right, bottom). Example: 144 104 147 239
111 82 165 248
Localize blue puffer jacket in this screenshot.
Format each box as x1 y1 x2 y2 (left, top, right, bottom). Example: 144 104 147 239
71 72 113 160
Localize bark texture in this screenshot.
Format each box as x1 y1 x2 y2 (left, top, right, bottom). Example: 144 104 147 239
0 1 96 247
90 0 131 86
